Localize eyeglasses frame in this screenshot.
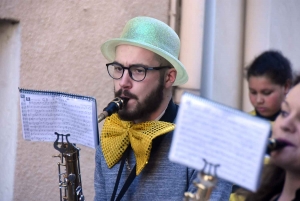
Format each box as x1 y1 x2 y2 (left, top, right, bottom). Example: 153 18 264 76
106 62 173 82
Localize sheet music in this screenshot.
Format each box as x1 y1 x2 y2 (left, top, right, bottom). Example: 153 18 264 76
19 88 98 148
169 93 271 192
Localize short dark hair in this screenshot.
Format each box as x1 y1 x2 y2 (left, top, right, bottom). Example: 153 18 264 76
154 53 173 77
154 53 172 67
246 50 293 86
241 164 285 201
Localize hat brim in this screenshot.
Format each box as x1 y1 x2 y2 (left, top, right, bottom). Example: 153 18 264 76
101 38 188 86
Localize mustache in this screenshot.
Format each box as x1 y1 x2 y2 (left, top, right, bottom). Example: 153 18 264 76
115 89 138 100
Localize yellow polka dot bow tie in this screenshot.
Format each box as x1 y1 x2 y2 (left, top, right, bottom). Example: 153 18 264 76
101 113 175 175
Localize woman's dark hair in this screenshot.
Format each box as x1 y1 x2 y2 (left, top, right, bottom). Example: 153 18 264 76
246 50 293 86
293 73 300 86
235 163 285 201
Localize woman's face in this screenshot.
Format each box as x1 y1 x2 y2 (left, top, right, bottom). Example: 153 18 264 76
271 84 300 172
248 76 289 117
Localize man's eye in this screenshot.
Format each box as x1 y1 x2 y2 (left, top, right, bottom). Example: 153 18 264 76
114 66 123 72
132 67 145 74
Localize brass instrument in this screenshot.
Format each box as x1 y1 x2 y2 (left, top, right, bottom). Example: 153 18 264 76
184 173 216 201
51 97 124 200
183 160 218 201
98 97 126 123
53 132 85 201
267 138 289 154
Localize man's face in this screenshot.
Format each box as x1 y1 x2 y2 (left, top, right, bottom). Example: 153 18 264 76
113 45 165 122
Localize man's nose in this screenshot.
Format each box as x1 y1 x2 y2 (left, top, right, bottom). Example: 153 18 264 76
119 70 132 89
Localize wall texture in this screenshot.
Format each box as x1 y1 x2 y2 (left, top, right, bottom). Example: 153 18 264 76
0 20 20 201
0 1 169 200
242 0 300 111
1 0 300 200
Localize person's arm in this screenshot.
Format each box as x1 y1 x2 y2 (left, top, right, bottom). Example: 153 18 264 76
94 145 107 201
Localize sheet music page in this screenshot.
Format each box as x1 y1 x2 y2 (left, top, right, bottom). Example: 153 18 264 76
169 93 271 192
19 90 98 148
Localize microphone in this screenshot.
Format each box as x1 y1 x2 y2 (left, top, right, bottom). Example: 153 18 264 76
97 97 126 123
267 138 289 155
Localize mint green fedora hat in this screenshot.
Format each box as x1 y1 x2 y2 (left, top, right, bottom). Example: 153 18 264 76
101 16 188 86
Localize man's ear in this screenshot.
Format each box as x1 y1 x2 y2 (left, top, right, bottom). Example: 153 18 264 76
165 68 177 88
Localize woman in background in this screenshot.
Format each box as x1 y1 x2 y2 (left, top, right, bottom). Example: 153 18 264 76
230 50 293 201
245 81 300 201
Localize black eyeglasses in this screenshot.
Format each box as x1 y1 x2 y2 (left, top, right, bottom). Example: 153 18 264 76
106 62 172 82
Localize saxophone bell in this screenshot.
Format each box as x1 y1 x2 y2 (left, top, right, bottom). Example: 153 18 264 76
97 97 127 123
267 138 290 155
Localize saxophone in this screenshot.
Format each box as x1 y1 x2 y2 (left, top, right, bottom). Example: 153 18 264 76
52 97 125 201
97 97 126 123
183 160 218 201
53 132 85 201
183 172 217 201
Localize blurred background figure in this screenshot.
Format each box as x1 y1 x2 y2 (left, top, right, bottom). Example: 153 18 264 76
230 50 294 201
245 81 300 201
246 50 293 126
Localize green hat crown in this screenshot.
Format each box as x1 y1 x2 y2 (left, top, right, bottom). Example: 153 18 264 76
120 17 180 59
101 16 188 86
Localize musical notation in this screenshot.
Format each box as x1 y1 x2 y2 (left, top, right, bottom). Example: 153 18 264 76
169 92 271 191
19 88 98 148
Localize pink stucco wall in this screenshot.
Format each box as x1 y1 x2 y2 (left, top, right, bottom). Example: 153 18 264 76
0 1 170 200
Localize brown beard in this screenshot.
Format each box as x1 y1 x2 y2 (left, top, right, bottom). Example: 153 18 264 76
114 77 165 121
